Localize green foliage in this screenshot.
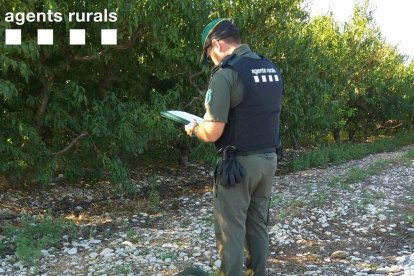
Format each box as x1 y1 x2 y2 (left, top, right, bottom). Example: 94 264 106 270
328 176 341 188
316 191 327 204
361 191 375 207
404 149 414 159
189 142 217 166
346 167 366 183
148 175 160 211
0 238 7 252
0 0 413 189
126 228 139 243
366 160 388 175
4 213 73 267
116 263 133 275
291 130 414 171
291 154 310 171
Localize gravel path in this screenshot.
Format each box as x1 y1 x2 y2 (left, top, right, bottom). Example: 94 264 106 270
1 146 413 275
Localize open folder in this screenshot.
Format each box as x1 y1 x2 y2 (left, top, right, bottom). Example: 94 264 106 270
160 110 203 125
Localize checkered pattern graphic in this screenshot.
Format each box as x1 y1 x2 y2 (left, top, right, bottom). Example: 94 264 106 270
253 74 280 83
4 29 117 45
5 29 21 45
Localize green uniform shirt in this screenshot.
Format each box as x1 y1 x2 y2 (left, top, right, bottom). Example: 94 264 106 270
204 44 261 123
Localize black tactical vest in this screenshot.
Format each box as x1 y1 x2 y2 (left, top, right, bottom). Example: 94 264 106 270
214 54 283 153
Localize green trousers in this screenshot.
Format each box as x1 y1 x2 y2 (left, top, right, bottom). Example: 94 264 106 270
213 152 277 276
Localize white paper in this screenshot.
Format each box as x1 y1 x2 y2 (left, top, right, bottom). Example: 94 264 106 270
167 110 203 124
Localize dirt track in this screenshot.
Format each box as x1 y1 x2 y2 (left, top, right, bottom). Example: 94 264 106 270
1 146 413 275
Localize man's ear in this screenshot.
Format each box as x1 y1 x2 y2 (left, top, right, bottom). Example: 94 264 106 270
211 39 220 51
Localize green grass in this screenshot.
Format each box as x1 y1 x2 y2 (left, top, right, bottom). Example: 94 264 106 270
404 212 414 224
305 183 315 193
3 212 74 267
270 195 284 207
116 263 133 275
159 251 178 261
149 175 161 211
126 228 139 243
189 142 217 166
291 130 414 172
0 239 7 252
269 195 306 220
104 228 114 238
346 167 366 183
328 176 341 188
406 193 414 206
201 215 214 226
361 191 375 207
316 191 327 204
366 160 389 175
343 157 406 186
404 149 414 159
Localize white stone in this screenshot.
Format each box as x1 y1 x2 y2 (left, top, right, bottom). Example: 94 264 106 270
67 248 78 255
389 265 400 272
149 256 157 263
89 252 98 259
100 248 114 257
378 214 387 221
90 239 102 244
375 267 388 273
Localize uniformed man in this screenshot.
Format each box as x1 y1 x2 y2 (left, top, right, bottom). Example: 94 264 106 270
185 18 283 276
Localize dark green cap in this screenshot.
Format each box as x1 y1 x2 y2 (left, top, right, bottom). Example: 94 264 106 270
200 18 232 63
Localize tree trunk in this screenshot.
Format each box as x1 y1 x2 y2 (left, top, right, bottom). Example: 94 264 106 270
290 131 299 150
34 75 54 130
333 128 341 144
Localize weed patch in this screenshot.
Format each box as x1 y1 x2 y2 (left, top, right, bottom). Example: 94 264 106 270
346 167 366 183
290 131 414 172
3 212 74 267
149 175 161 211
403 149 414 159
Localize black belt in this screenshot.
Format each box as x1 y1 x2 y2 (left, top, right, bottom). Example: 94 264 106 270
234 147 276 156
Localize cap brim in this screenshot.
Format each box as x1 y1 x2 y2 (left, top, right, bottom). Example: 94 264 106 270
200 19 229 64
200 49 212 64
200 49 208 64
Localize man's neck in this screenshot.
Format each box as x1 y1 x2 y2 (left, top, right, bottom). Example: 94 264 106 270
225 44 240 56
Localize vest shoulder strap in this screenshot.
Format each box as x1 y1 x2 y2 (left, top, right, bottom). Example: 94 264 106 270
219 53 238 68
220 53 275 69
211 53 240 77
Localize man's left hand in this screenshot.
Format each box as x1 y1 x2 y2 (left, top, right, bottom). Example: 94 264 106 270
185 120 198 137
